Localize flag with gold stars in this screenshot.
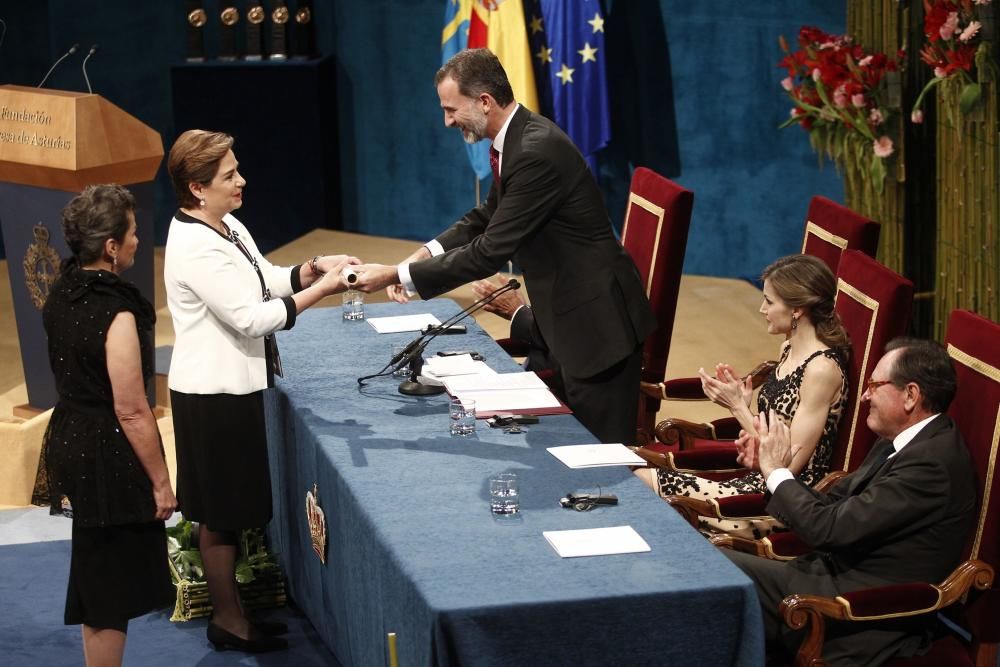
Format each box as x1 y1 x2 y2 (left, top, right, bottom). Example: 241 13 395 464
524 0 611 163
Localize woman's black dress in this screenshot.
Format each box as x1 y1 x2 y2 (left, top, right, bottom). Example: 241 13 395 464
32 263 174 628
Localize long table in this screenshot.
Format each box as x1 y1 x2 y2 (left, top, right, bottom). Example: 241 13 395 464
266 300 763 666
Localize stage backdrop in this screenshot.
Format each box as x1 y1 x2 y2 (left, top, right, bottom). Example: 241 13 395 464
0 0 842 279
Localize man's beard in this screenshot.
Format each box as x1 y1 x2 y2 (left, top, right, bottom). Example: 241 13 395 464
460 111 488 144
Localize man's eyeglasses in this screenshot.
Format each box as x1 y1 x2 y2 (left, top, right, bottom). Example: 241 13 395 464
865 379 894 393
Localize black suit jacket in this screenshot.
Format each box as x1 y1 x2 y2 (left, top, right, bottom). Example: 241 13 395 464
409 107 656 379
767 414 975 587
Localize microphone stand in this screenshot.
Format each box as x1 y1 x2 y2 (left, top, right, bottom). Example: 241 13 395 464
38 44 79 88
356 279 521 395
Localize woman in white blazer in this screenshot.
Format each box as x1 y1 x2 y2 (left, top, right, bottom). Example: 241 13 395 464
165 130 357 653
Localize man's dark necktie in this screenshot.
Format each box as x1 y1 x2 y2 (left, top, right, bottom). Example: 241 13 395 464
489 146 500 185
852 441 895 495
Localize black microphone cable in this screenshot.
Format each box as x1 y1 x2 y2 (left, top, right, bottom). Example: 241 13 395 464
81 44 98 93
357 278 522 386
38 43 79 88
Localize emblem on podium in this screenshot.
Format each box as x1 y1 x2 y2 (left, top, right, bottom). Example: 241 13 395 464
23 223 61 310
306 483 327 564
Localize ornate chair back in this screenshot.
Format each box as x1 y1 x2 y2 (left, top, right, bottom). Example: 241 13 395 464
620 167 693 444
801 196 880 275
828 250 913 472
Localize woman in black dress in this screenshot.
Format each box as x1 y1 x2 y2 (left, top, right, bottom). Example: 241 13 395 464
32 184 176 666
165 130 357 653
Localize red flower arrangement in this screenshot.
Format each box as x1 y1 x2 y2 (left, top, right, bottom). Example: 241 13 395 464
778 26 904 187
912 0 996 119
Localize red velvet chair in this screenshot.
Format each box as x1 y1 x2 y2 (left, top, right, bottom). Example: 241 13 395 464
767 310 1000 667
647 251 913 527
621 168 694 444
800 195 880 275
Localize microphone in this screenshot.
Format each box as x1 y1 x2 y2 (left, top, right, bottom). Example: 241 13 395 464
357 278 522 392
38 43 79 88
81 44 98 93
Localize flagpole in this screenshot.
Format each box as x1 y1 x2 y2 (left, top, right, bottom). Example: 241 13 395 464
475 174 481 206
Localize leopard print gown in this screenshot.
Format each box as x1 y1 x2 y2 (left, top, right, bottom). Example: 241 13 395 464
656 347 847 539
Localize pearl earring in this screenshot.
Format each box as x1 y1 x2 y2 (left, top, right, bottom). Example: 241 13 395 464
112 254 118 270
199 199 206 207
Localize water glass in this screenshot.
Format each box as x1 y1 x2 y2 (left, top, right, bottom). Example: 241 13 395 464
392 344 411 378
342 289 364 321
490 472 520 516
449 398 476 436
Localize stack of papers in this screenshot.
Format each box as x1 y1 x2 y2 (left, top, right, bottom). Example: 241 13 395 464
367 313 441 333
546 444 645 468
421 354 493 378
444 371 567 416
543 526 651 558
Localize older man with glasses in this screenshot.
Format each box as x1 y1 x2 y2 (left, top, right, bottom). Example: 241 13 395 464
725 337 976 666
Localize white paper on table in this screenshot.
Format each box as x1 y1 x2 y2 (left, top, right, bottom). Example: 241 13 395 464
366 314 441 333
546 444 646 468
443 371 547 394
422 355 490 377
457 388 561 413
543 526 651 558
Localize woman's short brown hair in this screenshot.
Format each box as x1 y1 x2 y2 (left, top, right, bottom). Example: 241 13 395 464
167 130 234 208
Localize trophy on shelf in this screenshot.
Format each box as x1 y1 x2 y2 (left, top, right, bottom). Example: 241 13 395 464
185 0 207 62
269 0 290 61
245 1 266 60
218 5 241 61
292 0 316 60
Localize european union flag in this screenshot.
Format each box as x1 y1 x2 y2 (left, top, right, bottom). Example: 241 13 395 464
524 0 611 164
441 0 492 180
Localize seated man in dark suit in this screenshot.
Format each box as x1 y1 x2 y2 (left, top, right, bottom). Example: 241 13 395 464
725 338 976 666
471 275 564 399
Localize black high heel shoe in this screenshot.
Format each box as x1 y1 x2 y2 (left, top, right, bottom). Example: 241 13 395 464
207 622 288 653
251 619 289 636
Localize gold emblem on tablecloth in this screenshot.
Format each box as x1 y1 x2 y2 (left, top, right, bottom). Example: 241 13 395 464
23 223 61 310
272 6 289 24
248 5 265 24
295 7 311 24
306 483 327 564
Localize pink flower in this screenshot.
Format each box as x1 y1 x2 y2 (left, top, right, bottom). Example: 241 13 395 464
833 85 849 108
858 55 873 67
959 21 981 43
935 66 948 78
851 93 866 108
869 108 884 126
940 12 959 40
911 109 924 124
781 76 794 91
873 136 894 158
812 68 822 82
973 0 990 5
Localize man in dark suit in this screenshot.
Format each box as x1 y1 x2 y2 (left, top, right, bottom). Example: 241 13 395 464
725 338 976 666
354 48 655 445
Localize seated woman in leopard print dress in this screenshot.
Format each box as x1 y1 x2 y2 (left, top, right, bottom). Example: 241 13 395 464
636 254 849 538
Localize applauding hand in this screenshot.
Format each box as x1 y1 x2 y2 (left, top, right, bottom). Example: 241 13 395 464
753 409 802 478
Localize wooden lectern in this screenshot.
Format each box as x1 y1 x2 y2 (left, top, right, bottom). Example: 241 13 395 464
0 84 163 411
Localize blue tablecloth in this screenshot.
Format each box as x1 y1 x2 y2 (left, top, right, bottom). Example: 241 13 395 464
266 300 764 666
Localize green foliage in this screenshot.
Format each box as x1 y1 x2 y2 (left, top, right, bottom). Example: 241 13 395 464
166 515 279 585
